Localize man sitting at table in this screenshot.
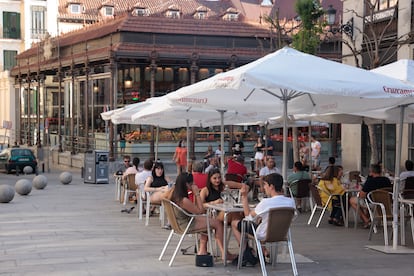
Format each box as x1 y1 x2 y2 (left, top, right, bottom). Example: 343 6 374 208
349 163 392 228
231 173 295 263
400 160 414 191
287 161 311 211
259 156 280 192
227 155 247 180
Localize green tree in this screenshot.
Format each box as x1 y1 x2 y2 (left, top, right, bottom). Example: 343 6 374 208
292 0 324 54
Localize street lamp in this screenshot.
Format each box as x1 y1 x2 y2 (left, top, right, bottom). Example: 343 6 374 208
124 72 133 89
325 5 353 38
326 5 336 27
93 80 99 93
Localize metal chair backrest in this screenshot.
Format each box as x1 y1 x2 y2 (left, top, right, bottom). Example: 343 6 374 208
309 183 323 207
405 177 414 190
225 173 243 183
161 198 203 235
349 171 361 183
295 179 311 198
402 189 414 199
162 199 189 234
263 207 295 243
369 189 393 218
126 174 137 190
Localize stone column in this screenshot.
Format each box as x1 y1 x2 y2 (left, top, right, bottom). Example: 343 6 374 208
149 51 158 159
190 52 199 160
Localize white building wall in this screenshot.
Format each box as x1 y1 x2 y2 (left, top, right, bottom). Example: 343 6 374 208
342 0 364 67
342 0 413 173
0 1 22 145
341 124 362 172
398 0 412 59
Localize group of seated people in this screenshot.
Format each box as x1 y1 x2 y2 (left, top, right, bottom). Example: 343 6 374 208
120 151 414 265
170 170 294 264
119 154 295 264
310 157 398 228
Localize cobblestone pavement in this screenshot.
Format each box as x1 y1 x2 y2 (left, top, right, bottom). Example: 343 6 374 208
1 168 414 276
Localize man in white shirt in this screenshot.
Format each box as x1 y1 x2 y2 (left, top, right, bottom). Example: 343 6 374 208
259 156 280 192
400 160 414 191
231 173 295 257
135 159 153 196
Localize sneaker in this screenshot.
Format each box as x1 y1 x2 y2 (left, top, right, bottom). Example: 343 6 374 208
162 224 172 230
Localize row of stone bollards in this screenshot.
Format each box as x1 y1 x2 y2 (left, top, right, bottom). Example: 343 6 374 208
0 171 73 203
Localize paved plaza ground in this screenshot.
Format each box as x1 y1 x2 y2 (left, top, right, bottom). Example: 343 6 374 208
1 165 414 276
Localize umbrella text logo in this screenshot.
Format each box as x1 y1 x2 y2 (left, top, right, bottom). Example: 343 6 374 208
215 76 234 88
177 97 208 105
383 86 414 95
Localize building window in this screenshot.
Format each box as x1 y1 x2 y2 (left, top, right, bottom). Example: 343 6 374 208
194 6 208 19
223 9 239 21
194 11 206 19
31 6 46 39
166 6 180 19
3 50 17 71
134 8 148 16
104 6 114 16
167 10 180 19
371 0 397 11
3 12 21 39
70 4 82 14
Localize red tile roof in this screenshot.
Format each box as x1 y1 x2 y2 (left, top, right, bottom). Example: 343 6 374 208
58 0 276 23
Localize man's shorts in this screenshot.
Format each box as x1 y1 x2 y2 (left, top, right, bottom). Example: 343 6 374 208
237 220 258 235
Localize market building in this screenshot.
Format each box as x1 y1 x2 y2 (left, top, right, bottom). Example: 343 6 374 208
11 1 282 162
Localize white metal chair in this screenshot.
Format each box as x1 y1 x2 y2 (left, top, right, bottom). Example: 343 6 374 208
367 189 393 245
307 183 345 228
123 174 137 206
237 207 298 276
159 199 213 267
399 191 414 245
136 181 146 220
146 191 165 226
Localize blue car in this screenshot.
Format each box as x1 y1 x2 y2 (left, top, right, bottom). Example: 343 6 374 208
0 148 37 174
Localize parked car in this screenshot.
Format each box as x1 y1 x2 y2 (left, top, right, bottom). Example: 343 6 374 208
0 147 37 174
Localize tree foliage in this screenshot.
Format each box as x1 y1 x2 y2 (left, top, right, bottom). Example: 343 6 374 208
292 0 324 54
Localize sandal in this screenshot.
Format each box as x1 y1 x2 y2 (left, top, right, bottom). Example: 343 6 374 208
363 222 371 229
332 218 344 226
328 218 334 225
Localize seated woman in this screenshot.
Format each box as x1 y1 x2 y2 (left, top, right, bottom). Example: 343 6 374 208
317 165 346 226
200 168 248 223
144 161 172 206
171 173 234 261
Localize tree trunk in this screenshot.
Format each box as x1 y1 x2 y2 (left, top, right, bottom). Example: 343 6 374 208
368 124 379 165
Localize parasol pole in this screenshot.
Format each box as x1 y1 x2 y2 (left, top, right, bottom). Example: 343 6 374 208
282 97 288 184
392 105 405 249
219 110 226 176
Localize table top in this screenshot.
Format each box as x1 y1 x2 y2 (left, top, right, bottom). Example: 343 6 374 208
399 198 414 204
205 202 256 212
205 203 244 212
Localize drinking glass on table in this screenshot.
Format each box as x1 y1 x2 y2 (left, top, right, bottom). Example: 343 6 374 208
257 192 264 201
221 191 229 205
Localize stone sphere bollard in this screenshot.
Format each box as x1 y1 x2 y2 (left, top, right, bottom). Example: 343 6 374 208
0 185 15 203
15 179 32 196
60 172 73 185
23 166 33 174
33 175 48 190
